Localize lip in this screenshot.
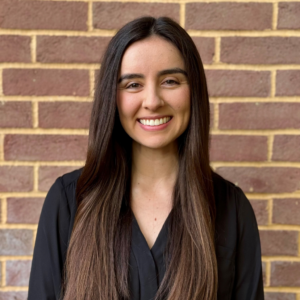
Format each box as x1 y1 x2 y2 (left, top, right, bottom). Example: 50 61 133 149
137 116 173 131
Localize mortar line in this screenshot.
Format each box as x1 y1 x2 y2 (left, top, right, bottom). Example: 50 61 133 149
214 37 221 63
33 164 39 192
33 229 37 249
1 261 5 287
272 2 279 31
12 0 300 3
32 101 38 128
0 128 89 134
0 135 4 161
89 69 95 97
0 161 85 166
1 96 300 103
31 36 36 63
263 256 300 261
0 256 33 261
0 62 100 69
213 103 219 129
2 28 300 37
1 191 300 198
2 128 300 135
180 3 185 28
266 261 271 287
267 135 274 162
211 161 300 167
0 287 28 291
0 96 94 102
0 159 295 168
0 224 38 229
4 160 300 167
0 161 298 167
271 70 276 97
88 1 93 31
268 198 273 225
0 69 3 96
259 225 300 230
2 62 300 71
298 232 300 257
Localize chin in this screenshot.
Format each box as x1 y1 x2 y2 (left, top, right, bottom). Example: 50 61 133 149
136 138 175 150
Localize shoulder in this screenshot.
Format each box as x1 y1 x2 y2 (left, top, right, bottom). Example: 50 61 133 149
212 171 258 247
212 170 253 212
40 167 83 227
59 167 83 189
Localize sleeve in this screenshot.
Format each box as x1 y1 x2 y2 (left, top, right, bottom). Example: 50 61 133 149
232 187 265 300
28 177 70 300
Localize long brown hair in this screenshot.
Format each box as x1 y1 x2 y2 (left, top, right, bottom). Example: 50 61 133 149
62 16 217 300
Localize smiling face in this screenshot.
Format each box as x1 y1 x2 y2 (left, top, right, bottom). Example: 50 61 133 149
116 35 190 150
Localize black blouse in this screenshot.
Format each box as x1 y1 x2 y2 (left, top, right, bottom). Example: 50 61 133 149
28 168 264 300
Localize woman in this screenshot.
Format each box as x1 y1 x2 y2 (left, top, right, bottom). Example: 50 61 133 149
28 16 264 299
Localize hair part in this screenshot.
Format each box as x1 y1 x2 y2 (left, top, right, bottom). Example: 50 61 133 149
62 16 217 300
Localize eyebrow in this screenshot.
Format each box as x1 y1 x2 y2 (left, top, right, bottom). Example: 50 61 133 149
118 68 188 83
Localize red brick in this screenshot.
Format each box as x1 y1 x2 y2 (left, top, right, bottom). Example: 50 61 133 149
210 135 267 161
0 102 32 128
205 70 270 97
249 200 268 226
273 135 300 162
219 103 300 130
278 3 300 29
0 229 33 255
0 166 33 192
0 0 87 31
0 35 31 62
216 167 300 193
93 3 180 29
38 166 80 192
3 69 90 96
271 261 300 286
185 3 272 30
6 260 31 286
37 36 111 64
4 135 88 161
191 37 215 64
259 230 298 256
265 293 296 300
221 37 300 64
39 102 92 129
277 70 300 96
7 198 44 224
0 292 28 300
273 198 300 225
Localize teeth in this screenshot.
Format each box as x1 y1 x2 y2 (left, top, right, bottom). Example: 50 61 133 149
139 117 171 126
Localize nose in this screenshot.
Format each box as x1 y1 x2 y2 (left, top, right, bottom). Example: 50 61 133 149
142 84 164 111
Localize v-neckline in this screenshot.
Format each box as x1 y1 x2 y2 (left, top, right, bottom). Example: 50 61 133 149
129 209 172 300
131 209 173 251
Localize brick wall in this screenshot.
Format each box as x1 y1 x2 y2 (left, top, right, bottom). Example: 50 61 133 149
0 0 299 299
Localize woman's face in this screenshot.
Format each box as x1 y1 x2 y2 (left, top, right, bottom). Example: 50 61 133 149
116 35 190 150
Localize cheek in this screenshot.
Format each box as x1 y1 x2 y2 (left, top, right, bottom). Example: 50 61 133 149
173 88 191 116
117 92 140 120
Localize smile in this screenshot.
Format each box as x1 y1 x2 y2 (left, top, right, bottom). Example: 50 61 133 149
138 117 172 126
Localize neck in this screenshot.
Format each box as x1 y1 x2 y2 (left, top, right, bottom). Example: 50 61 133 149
131 140 179 185
130 140 179 207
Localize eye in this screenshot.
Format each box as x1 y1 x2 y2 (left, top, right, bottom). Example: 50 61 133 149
163 79 179 86
126 82 142 89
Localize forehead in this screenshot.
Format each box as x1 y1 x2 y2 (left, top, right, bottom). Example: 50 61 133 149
120 36 185 73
